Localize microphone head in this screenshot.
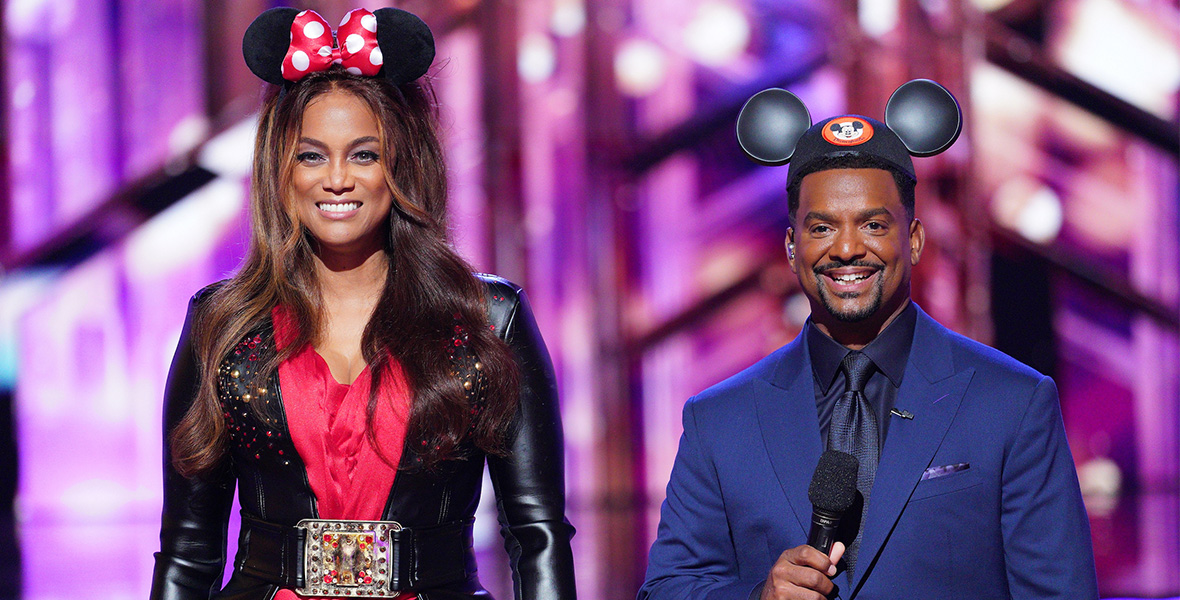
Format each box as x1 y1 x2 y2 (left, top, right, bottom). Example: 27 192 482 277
808 450 859 513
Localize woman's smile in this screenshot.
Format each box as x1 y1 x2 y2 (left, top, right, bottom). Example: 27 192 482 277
316 201 362 217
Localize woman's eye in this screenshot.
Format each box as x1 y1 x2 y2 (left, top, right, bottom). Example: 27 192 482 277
353 150 380 163
296 151 325 163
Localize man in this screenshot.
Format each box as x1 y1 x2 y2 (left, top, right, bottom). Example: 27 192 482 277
638 88 1098 599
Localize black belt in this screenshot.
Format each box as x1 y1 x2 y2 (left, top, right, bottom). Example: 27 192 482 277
235 513 476 594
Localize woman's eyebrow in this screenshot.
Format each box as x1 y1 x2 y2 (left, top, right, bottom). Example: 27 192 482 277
297 136 380 147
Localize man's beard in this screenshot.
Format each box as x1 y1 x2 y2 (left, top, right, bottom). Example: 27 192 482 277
813 271 884 323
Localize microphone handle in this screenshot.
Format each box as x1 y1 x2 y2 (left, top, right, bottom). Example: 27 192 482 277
807 508 841 555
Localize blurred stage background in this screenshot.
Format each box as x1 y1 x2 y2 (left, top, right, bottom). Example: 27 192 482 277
0 0 1177 598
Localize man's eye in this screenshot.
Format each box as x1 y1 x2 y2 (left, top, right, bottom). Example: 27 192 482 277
866 222 885 231
811 225 832 234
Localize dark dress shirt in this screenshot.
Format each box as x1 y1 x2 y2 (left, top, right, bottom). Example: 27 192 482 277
807 301 918 450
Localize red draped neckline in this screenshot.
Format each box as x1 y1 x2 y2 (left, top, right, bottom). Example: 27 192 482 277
271 305 415 600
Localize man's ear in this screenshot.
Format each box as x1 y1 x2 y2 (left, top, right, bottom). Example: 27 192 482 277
910 218 925 265
786 228 797 273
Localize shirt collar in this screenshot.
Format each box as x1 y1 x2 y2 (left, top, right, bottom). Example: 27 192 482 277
806 301 918 393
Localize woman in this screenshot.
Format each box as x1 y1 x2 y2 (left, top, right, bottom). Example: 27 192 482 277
150 7 575 600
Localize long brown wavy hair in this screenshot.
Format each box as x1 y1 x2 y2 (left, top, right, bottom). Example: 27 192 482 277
171 66 520 476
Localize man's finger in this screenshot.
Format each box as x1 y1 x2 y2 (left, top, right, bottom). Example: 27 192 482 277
781 545 833 572
826 542 846 577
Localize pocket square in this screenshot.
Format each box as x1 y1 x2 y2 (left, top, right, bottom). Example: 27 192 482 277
920 462 970 481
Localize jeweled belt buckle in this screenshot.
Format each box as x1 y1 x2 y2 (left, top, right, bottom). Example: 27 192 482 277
296 518 403 598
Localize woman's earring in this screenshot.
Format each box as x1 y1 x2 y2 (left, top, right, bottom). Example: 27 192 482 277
787 242 795 259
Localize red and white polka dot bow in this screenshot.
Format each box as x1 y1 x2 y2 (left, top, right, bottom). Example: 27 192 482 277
281 8 383 81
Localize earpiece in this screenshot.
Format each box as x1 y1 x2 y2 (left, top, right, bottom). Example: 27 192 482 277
884 79 962 157
242 7 435 87
243 7 301 86
735 79 962 176
736 88 812 166
372 8 436 86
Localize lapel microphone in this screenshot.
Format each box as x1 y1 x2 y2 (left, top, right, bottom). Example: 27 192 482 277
807 450 859 554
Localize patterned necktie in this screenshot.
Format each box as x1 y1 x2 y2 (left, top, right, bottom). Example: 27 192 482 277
827 350 878 578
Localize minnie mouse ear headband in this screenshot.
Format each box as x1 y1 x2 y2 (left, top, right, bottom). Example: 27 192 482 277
242 7 435 87
736 79 962 188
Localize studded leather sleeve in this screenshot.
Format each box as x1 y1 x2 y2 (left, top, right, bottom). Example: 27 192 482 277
150 291 237 600
484 283 578 600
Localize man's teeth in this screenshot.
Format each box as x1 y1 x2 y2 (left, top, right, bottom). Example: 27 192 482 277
319 202 359 213
833 273 871 283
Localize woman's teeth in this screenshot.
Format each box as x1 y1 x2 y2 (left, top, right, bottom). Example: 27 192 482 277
318 202 359 213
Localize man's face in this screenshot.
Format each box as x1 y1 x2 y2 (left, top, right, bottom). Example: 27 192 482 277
787 168 924 334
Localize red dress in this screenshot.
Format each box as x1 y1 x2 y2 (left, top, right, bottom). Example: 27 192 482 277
272 306 415 600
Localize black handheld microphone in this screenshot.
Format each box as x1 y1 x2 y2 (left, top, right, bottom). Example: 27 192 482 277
807 450 859 555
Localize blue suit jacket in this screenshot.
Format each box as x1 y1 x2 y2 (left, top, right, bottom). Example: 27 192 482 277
639 306 1098 600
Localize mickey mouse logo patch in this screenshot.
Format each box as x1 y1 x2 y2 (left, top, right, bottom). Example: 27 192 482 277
822 117 874 146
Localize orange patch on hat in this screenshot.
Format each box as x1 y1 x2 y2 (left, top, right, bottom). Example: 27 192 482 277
822 117 874 146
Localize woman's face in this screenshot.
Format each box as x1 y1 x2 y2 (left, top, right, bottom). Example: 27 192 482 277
290 89 394 259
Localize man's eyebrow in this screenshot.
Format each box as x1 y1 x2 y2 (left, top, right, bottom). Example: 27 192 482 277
802 208 895 222
858 207 893 220
803 211 836 223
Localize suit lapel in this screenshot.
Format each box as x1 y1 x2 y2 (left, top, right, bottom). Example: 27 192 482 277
756 336 825 539
849 308 975 595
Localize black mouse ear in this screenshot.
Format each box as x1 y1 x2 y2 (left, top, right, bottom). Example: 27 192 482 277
243 7 300 86
373 8 436 86
884 79 962 157
736 88 812 166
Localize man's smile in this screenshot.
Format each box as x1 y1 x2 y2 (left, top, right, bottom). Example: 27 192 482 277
815 264 883 295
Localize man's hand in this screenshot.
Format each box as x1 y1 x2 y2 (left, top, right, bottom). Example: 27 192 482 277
759 541 845 600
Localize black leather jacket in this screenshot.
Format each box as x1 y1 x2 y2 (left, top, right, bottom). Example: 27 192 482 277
150 275 576 600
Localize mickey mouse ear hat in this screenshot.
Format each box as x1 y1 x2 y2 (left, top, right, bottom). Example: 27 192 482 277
242 7 435 87
736 79 961 188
